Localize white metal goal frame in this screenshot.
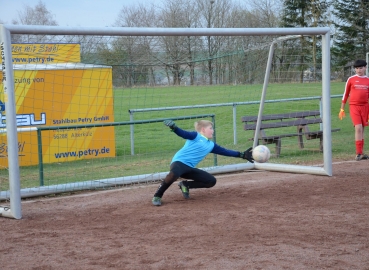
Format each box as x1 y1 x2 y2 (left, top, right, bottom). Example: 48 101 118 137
0 25 332 219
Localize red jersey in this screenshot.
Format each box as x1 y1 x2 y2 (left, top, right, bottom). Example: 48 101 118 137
342 75 369 105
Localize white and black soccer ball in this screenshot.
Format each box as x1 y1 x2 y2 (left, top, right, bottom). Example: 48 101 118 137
252 145 270 163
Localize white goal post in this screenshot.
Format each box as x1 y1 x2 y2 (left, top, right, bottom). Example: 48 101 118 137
0 24 332 219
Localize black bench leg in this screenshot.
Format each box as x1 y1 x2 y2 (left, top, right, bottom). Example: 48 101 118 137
275 139 281 157
319 136 323 152
298 134 304 149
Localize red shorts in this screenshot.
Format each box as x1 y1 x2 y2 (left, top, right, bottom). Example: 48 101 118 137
349 104 369 126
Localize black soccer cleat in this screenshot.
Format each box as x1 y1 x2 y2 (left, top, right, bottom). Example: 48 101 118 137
152 196 162 206
178 181 190 199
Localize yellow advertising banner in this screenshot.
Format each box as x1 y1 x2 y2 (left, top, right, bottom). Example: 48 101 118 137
0 63 116 166
11 43 81 64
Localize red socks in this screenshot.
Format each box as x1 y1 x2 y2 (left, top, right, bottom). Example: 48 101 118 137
355 140 364 155
363 139 365 154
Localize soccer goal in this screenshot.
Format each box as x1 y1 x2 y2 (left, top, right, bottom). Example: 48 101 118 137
0 24 334 219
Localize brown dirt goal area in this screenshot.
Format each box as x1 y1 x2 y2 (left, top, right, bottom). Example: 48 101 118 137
0 160 368 270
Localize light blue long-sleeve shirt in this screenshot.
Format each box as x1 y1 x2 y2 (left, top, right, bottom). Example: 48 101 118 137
171 127 241 168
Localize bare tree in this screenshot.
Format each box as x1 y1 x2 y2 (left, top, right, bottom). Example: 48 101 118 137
114 4 158 86
245 0 282 27
12 0 58 26
110 0 285 86
194 0 239 85
11 1 58 43
155 0 201 85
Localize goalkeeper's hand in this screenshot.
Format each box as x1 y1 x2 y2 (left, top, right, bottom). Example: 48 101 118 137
164 120 176 130
240 147 254 163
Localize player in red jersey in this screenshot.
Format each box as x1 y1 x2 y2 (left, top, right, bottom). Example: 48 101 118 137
339 59 369 160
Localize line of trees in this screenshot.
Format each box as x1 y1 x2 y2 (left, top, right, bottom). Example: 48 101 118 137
1 0 369 86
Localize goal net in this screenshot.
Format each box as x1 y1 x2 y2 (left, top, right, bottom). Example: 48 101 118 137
0 25 335 219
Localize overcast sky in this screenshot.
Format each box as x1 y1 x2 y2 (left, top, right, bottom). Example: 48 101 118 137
0 0 162 27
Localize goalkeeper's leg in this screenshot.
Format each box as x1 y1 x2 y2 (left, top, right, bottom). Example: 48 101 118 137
182 168 216 189
153 162 191 202
152 171 178 206
153 171 178 198
176 168 216 199
152 162 216 205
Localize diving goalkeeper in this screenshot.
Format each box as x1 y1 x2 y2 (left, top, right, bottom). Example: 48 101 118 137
152 119 254 206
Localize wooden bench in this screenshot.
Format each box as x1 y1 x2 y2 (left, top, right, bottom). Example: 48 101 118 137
241 110 340 157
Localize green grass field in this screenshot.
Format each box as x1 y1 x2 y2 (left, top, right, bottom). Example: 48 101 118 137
113 81 350 160
0 81 356 191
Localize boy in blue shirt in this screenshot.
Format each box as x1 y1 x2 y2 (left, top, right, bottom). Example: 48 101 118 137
152 119 254 206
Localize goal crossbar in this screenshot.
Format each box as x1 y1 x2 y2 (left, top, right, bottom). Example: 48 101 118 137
3 25 331 36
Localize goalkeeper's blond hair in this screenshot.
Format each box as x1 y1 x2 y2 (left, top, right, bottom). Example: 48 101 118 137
194 120 213 132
